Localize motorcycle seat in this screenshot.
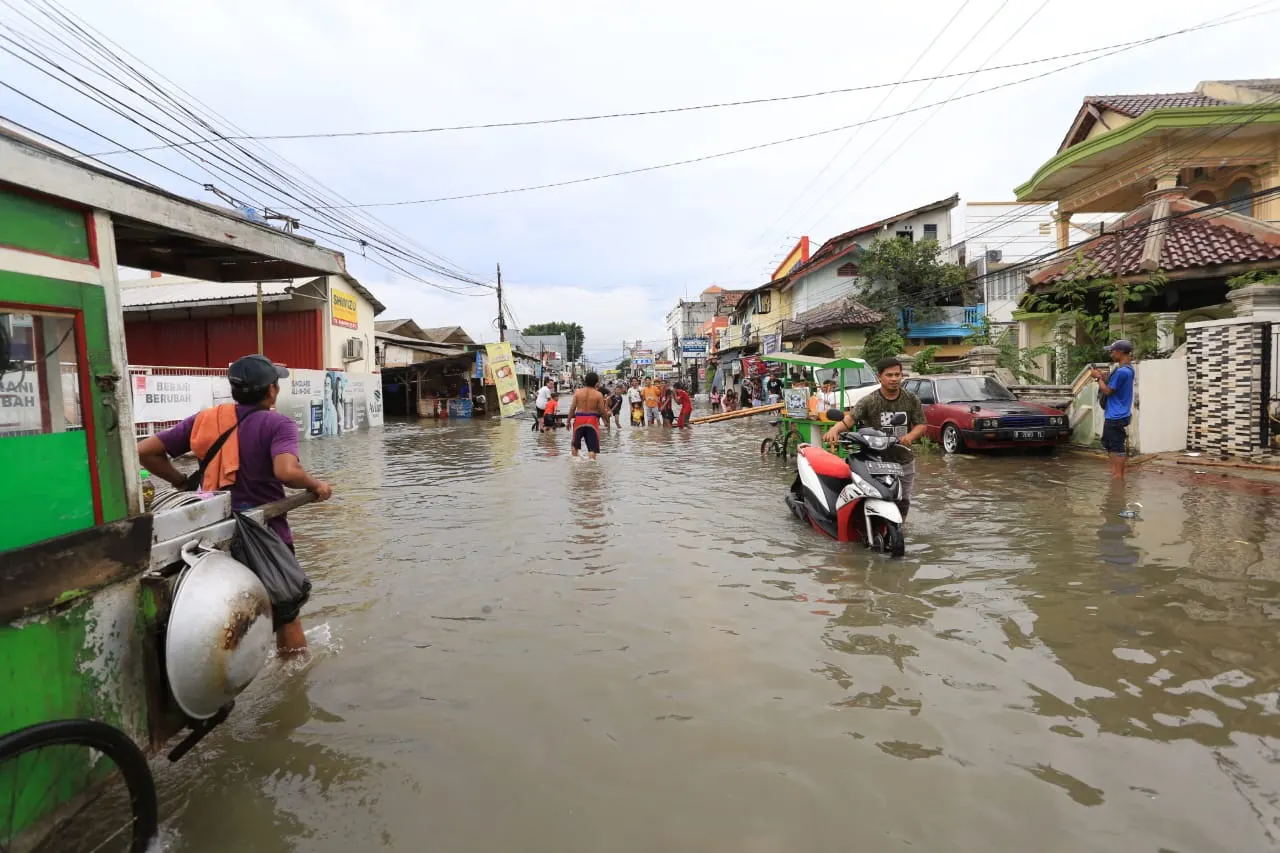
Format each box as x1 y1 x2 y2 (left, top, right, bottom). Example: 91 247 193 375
798 443 850 478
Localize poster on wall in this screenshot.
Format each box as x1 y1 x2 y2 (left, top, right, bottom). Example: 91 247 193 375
0 367 43 435
331 287 359 329
132 374 214 423
485 342 524 417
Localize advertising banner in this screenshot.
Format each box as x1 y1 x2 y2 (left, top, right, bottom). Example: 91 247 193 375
680 337 709 358
485 342 524 417
474 350 486 380
132 374 213 423
331 287 359 329
0 367 43 435
742 356 767 378
632 357 654 366
762 334 780 355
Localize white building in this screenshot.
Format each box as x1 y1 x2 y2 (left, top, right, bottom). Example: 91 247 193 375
961 201 1110 324
664 288 719 377
787 194 960 318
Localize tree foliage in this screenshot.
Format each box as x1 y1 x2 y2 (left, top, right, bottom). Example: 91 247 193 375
854 237 969 357
522 321 585 362
616 357 631 373
1023 252 1167 378
962 315 1053 383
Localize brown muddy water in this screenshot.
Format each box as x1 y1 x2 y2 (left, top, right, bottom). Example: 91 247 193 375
152 415 1280 852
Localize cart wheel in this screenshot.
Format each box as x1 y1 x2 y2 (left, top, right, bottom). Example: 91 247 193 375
0 719 158 853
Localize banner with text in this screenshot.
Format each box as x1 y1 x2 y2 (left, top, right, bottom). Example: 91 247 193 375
485 342 524 417
132 374 214 423
331 287 359 329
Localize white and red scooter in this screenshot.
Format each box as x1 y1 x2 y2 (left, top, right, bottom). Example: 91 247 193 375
785 428 907 556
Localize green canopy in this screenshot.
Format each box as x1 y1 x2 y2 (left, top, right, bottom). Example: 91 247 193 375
761 353 868 370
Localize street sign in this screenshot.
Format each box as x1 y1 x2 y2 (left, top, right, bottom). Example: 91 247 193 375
680 337 709 357
632 357 654 366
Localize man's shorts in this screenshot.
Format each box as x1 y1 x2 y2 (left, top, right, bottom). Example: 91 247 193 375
1102 417 1130 455
573 426 600 453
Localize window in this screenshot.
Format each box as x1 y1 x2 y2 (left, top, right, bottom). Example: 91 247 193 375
0 312 83 437
836 262 857 277
934 377 1015 404
1038 222 1051 235
923 223 938 242
754 291 772 314
895 230 913 241
1227 178 1254 216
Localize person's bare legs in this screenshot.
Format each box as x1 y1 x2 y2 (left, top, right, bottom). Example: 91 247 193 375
276 619 308 656
1110 453 1126 480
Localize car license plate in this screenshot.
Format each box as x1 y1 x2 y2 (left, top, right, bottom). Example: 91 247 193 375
866 461 902 475
1014 430 1045 440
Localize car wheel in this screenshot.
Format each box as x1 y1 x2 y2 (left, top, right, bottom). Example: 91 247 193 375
942 424 965 454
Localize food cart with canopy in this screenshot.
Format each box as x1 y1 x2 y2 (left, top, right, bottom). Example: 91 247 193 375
759 352 874 458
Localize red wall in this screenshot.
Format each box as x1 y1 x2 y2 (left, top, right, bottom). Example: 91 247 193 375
126 310 321 369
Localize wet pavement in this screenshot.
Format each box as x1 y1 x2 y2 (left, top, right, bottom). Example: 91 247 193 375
154 414 1280 852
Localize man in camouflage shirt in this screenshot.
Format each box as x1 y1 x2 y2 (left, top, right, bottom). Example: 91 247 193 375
823 357 927 519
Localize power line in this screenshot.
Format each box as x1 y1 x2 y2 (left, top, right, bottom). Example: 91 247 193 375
3 0 490 292
282 10 1269 211
76 22 1259 156
739 0 974 276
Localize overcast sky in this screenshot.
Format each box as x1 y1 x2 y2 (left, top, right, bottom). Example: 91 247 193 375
3 0 1276 364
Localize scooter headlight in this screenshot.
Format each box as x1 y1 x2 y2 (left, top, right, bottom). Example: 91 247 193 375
850 472 884 498
866 435 889 451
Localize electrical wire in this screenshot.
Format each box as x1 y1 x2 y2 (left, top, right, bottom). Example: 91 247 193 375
76 20 1266 155
3 0 492 293
285 8 1271 211
13 0 488 287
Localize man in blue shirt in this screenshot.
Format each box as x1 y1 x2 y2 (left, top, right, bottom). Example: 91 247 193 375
1094 339 1135 480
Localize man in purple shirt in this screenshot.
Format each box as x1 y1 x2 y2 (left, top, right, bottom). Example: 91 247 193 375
138 354 332 655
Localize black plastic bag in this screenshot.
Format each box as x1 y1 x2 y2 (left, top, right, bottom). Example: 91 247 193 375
231 512 312 629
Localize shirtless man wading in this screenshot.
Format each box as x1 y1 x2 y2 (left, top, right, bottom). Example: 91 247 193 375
567 372 611 459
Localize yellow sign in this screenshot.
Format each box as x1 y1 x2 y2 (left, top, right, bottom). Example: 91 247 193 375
331 287 359 329
485 342 524 417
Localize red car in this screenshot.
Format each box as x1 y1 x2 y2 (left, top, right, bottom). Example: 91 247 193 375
903 374 1070 454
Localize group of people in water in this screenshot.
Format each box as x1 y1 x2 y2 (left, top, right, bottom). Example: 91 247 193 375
532 374 695 459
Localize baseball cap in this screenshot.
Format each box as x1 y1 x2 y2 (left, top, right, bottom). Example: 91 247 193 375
1104 339 1134 353
228 354 289 390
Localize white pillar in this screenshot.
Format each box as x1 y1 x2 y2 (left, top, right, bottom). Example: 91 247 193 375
1155 312 1178 354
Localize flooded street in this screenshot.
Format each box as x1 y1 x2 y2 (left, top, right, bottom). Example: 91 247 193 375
156 416 1280 853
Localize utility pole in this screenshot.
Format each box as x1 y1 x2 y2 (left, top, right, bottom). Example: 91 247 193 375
496 262 506 343
255 281 264 354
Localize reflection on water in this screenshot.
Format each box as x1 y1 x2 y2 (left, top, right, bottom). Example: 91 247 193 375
160 416 1280 852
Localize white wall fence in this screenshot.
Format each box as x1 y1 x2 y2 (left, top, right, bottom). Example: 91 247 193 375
130 365 383 440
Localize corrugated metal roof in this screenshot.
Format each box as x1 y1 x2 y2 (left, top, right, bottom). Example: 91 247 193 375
120 280 293 310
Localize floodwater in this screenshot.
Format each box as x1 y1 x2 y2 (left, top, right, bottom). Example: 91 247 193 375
155 414 1280 852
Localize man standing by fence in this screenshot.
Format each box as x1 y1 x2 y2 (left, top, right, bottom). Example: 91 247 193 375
1094 339 1135 481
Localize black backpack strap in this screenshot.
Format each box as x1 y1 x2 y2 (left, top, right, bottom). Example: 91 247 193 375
184 407 265 491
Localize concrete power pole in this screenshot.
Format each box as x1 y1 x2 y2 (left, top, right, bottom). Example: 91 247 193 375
496 262 506 343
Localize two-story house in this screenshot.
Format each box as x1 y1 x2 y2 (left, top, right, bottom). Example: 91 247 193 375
1015 78 1280 379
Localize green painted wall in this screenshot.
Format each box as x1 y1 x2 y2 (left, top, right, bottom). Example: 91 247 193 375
0 432 94 550
0 270 128 537
0 189 91 261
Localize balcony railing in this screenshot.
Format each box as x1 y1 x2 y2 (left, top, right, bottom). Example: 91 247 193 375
718 326 745 350
899 304 986 339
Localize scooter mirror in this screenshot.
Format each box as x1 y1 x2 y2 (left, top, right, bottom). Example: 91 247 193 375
825 408 845 422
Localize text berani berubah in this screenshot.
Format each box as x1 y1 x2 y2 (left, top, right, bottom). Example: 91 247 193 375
145 380 192 405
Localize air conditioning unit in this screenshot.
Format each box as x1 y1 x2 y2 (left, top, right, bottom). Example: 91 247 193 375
342 337 364 362
986 249 1003 263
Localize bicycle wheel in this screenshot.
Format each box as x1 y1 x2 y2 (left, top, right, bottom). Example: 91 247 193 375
0 719 157 853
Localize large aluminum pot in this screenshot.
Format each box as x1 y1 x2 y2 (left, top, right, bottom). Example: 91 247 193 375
165 544 273 720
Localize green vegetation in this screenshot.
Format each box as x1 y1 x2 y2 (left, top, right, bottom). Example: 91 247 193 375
1023 252 1167 377
855 237 969 365
911 344 941 375
1226 269 1280 290
523 321 585 361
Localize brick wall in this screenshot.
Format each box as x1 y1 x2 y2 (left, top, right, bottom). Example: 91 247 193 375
1185 319 1272 458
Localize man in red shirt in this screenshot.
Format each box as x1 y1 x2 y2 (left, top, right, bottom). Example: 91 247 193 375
673 382 693 428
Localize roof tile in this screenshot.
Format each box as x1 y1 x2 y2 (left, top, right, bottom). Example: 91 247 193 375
783 296 882 338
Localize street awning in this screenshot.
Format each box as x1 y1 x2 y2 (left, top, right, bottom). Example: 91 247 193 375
762 352 868 370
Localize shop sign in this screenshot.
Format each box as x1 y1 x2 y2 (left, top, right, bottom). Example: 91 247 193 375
331 287 359 329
